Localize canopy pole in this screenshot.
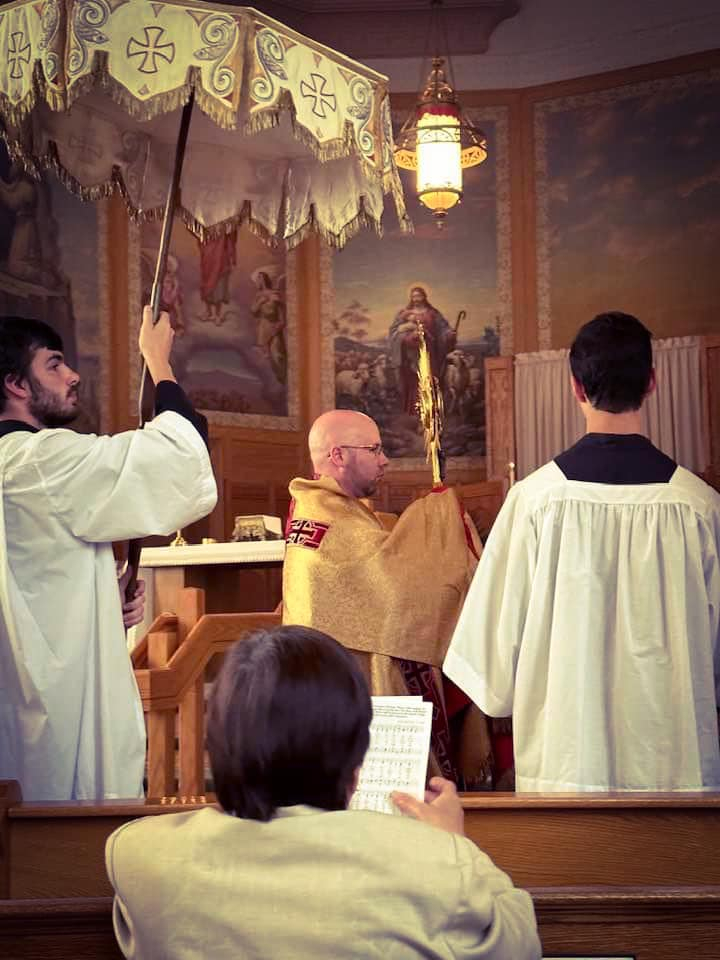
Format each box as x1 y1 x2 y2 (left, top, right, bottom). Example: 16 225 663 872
126 90 195 603
139 87 196 423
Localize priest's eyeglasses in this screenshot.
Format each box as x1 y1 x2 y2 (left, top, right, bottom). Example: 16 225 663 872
336 443 384 456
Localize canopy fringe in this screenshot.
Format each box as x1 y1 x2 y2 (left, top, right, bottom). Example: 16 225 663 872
0 128 391 250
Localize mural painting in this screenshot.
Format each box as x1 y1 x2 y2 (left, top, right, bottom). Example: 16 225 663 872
0 142 108 433
136 220 297 427
536 69 720 348
329 109 510 465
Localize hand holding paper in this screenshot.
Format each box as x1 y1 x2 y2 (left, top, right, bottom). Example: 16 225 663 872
392 777 466 836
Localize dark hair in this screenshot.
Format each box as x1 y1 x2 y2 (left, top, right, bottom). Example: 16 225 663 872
569 311 653 413
207 625 372 821
0 316 63 412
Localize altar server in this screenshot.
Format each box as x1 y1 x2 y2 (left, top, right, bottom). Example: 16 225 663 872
445 312 720 792
0 307 217 801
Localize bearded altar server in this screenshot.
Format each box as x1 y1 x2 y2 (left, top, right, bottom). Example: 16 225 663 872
445 311 720 792
0 307 217 801
282 408 491 786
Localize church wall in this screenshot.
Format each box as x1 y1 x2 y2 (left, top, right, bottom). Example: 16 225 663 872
523 50 720 350
1 48 712 600
97 51 720 551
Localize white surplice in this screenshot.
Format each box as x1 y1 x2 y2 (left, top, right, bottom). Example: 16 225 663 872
0 412 217 801
444 462 720 792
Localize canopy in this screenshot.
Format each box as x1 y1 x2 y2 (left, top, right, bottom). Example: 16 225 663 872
0 0 409 248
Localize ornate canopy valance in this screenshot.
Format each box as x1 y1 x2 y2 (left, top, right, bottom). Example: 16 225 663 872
0 0 410 247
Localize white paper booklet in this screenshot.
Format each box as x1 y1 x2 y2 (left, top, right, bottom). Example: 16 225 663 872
349 696 433 816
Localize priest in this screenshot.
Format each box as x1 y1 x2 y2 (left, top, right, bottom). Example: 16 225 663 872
282 409 491 786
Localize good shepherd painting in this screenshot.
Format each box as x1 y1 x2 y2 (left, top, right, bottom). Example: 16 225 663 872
331 109 510 463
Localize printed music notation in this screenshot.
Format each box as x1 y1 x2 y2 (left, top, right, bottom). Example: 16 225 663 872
350 697 433 816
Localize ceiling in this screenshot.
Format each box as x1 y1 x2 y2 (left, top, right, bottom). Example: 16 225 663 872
234 1 521 58
230 0 720 89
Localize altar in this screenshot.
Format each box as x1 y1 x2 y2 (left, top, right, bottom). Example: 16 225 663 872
130 540 285 645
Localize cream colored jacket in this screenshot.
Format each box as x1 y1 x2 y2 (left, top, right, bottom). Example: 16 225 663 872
106 804 541 960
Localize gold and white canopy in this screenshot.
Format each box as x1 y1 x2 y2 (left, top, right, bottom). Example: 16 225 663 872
0 0 409 247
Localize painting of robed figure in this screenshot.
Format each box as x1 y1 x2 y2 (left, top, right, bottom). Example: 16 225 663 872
0 142 108 433
137 221 296 427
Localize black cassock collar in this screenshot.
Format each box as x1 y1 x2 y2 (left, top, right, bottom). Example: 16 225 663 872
0 420 39 438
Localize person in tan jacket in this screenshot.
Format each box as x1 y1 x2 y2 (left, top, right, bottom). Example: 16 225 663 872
106 626 541 960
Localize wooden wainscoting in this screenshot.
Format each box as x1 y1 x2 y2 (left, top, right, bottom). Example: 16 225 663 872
209 427 306 541
375 469 498 516
484 355 515 483
700 334 720 482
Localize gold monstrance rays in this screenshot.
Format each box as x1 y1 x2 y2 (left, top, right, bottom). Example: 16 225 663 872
416 323 445 487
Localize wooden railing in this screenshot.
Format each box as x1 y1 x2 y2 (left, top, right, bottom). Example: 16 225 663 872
131 588 280 798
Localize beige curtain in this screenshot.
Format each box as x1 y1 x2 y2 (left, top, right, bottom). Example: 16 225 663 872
514 349 584 479
514 336 704 479
640 336 704 474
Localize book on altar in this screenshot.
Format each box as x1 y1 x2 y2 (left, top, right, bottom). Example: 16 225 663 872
230 515 283 541
349 696 432 816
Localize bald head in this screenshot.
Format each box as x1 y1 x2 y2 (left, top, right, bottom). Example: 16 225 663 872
309 409 388 498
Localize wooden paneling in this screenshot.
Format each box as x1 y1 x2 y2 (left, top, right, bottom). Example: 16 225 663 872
214 430 304 541
373 472 501 528
7 799 206 900
4 788 720 960
455 481 504 541
484 356 515 483
701 334 720 483
10 815 130 899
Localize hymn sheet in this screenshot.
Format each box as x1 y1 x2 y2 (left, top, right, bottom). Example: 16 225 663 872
350 697 432 815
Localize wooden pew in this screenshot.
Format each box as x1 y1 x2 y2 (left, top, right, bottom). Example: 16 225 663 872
4 787 720 896
0 897 122 960
2 794 206 900
462 792 720 887
2 890 720 960
3 785 720 959
534 886 720 959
